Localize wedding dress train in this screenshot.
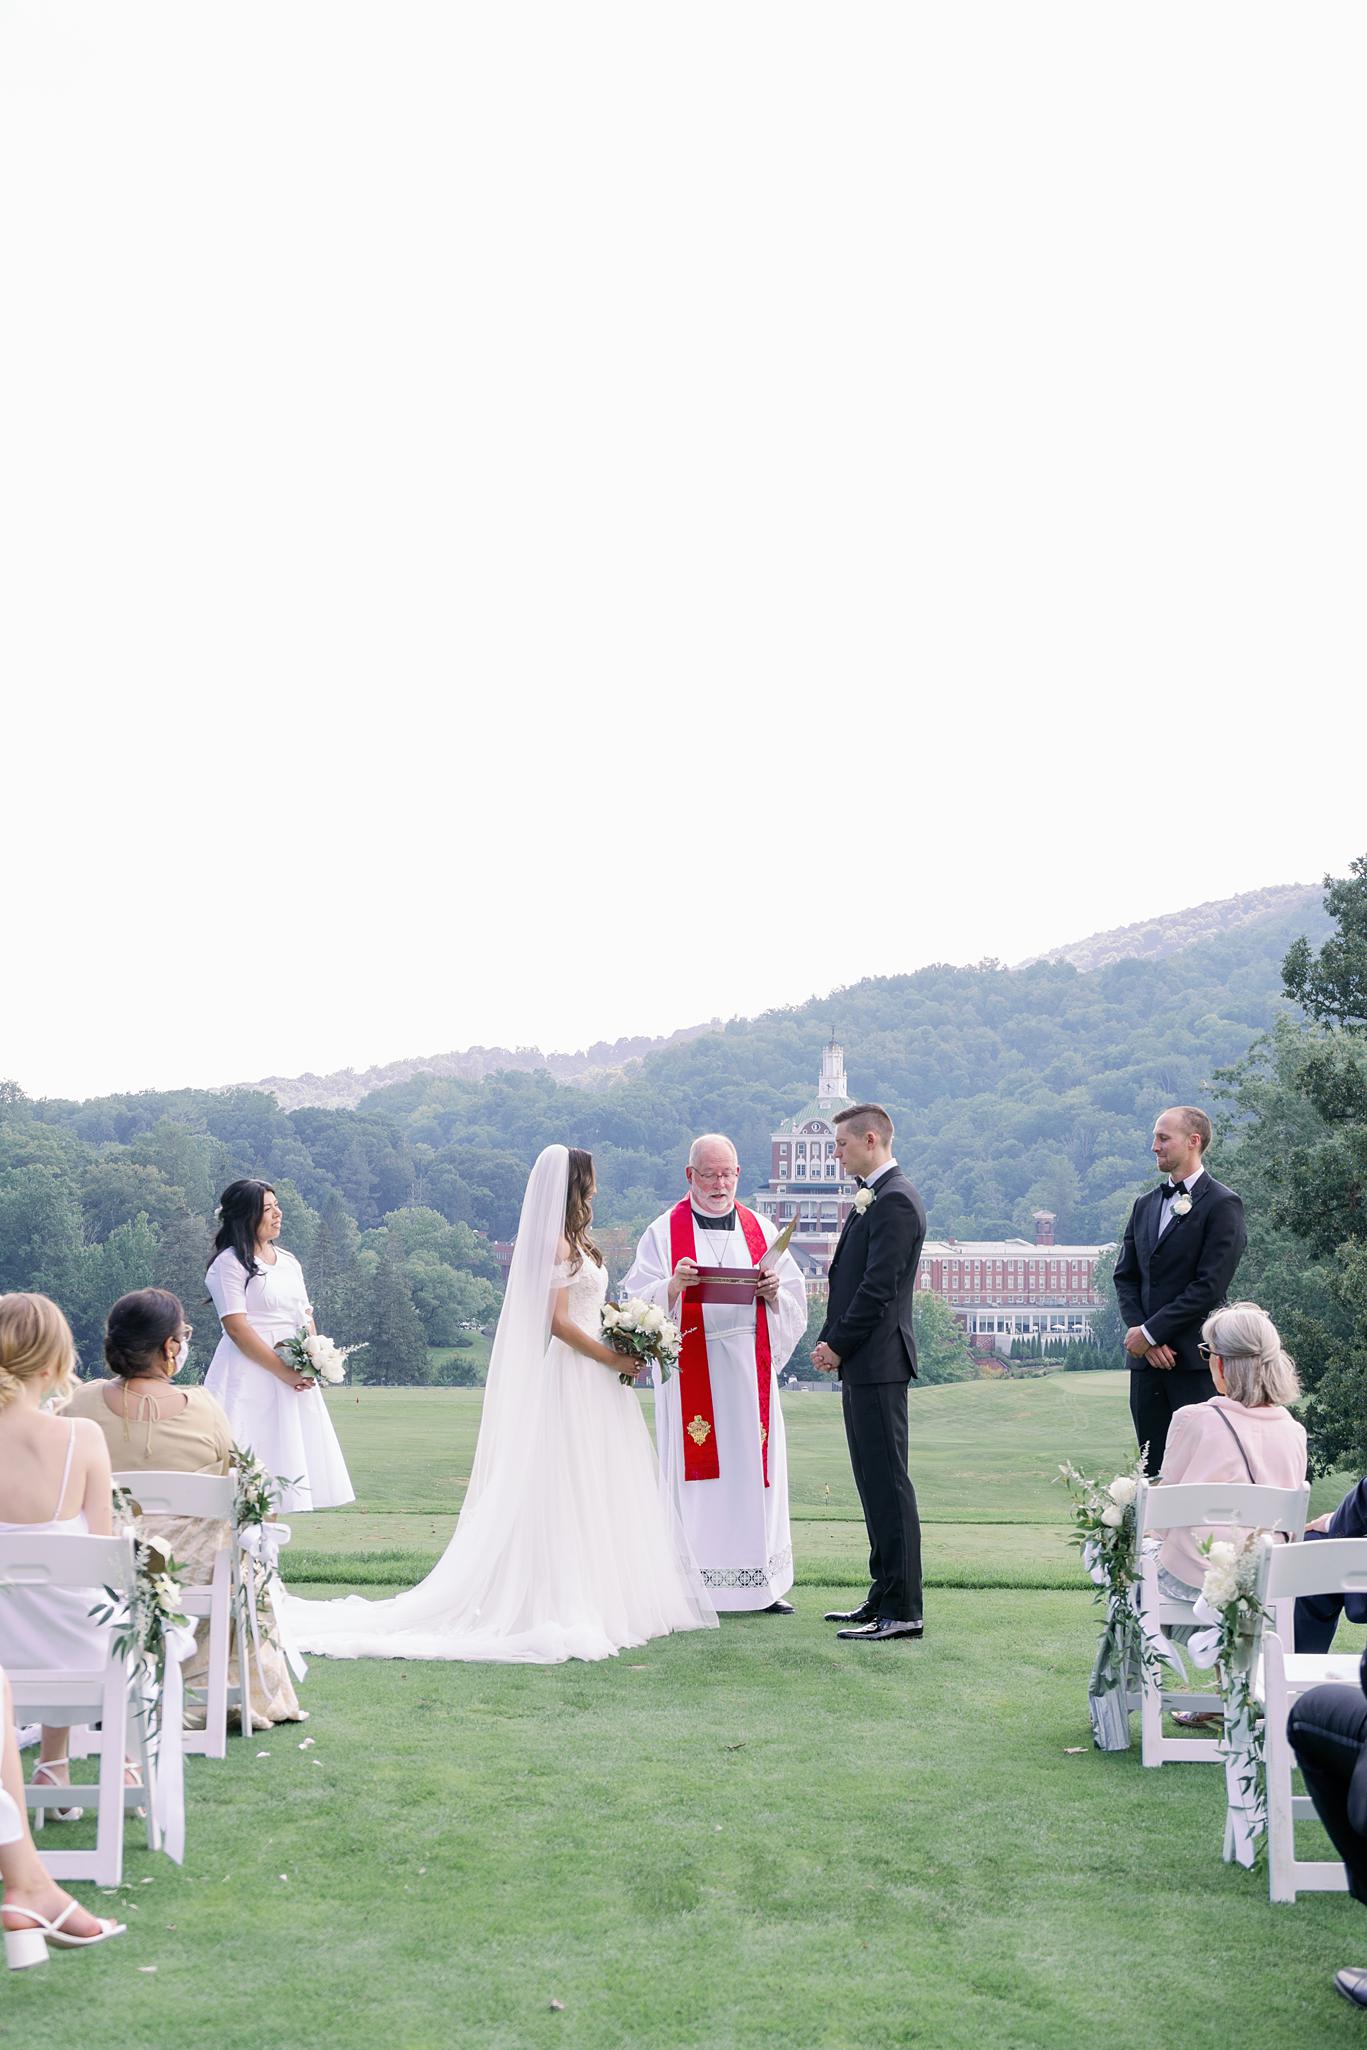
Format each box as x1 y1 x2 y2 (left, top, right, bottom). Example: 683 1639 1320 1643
281 1147 716 1663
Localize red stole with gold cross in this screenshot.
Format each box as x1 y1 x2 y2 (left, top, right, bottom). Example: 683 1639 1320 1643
669 1199 773 1487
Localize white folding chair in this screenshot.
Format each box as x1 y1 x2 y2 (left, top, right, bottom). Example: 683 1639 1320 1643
1135 1479 1309 1767
0 1530 156 1885
1256 1535 1367 1903
113 1470 243 1761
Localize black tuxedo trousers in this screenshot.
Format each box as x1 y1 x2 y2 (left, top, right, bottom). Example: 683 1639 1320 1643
840 1377 923 1623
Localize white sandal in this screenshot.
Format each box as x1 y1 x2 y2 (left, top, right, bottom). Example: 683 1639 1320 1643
31 1758 83 1824
3 1898 126 1971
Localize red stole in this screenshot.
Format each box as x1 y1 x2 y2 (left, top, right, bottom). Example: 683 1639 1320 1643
669 1200 773 1487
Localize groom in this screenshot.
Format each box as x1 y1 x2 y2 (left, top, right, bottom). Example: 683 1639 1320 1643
811 1104 926 1644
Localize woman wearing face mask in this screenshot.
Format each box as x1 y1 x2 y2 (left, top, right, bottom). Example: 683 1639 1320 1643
66 1289 305 1726
203 1180 354 1514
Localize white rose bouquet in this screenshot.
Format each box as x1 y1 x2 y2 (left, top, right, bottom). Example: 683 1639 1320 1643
275 1326 366 1387
1058 1457 1153 1750
602 1297 686 1386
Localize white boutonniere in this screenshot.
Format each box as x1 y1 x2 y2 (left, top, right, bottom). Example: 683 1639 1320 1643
1170 1192 1193 1217
853 1187 875 1215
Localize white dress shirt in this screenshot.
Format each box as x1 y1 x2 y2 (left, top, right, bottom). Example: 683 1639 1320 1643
1141 1164 1207 1345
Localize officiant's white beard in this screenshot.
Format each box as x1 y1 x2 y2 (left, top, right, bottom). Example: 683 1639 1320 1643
686 1150 739 1216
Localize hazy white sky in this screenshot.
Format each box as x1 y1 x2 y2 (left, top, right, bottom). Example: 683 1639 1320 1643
2 3 1364 1102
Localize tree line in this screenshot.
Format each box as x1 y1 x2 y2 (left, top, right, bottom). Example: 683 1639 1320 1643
2 872 1362 1440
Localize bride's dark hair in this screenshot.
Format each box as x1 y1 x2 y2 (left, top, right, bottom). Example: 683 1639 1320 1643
564 1149 603 1275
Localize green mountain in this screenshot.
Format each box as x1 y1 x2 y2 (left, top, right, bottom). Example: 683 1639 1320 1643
361 885 1334 1244
0 880 1336 1373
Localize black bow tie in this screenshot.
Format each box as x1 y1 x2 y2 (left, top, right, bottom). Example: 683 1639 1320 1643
693 1209 735 1231
854 1177 868 1189
1162 1180 1187 1199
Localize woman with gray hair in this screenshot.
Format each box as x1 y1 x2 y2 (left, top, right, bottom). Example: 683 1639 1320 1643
1156 1299 1307 1602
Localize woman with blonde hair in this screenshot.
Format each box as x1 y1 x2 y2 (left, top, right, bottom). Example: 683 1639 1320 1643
0 1293 117 1819
1157 1300 1308 1589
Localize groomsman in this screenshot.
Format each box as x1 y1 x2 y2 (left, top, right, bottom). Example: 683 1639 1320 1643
811 1105 926 1644
1112 1106 1247 1475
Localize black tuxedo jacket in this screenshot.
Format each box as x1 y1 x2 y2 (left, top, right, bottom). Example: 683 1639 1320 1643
820 1167 927 1385
1112 1171 1247 1373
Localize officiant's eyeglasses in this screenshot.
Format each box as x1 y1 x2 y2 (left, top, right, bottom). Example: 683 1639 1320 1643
690 1169 738 1184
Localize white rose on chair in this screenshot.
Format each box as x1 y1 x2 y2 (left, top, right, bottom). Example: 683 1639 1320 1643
1108 1476 1138 1508
276 1326 366 1387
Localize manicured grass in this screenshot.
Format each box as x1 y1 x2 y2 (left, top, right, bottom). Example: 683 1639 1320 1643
13 1376 1364 2050
286 1375 1353 1584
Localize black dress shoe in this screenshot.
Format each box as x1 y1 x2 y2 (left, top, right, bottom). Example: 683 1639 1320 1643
836 1618 924 1643
823 1605 875 1624
1336 1968 1367 2009
762 1599 795 1614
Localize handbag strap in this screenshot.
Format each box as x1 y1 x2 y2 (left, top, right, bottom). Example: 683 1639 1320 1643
1210 1403 1258 1484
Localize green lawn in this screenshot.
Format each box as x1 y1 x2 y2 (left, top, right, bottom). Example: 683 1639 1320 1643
12 1375 1365 2050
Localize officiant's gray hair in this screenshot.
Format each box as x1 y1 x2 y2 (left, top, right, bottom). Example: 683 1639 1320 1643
688 1133 738 1167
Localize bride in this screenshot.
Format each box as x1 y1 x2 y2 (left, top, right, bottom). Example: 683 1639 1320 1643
282 1145 717 1662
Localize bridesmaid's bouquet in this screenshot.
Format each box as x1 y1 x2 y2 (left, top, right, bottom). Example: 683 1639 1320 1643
602 1299 685 1387
275 1326 366 1387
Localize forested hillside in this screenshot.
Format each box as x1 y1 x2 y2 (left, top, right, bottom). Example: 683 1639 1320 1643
362 888 1332 1243
0 885 1334 1381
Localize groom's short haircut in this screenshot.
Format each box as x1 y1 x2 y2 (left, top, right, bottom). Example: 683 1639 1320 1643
1172 1106 1213 1153
834 1103 894 1145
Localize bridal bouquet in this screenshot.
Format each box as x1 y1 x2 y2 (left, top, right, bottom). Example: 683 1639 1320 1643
1058 1457 1153 1751
602 1298 685 1386
275 1326 366 1386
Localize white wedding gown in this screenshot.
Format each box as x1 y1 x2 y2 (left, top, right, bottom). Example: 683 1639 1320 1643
281 1245 717 1663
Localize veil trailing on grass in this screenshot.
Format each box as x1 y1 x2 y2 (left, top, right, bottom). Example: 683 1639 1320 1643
281 1144 715 1662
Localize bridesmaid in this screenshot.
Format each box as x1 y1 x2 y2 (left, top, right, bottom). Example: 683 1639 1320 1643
203 1181 355 1514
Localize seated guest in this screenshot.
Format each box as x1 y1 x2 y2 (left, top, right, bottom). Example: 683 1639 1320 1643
0 1293 118 1819
1155 1300 1307 1602
66 1289 304 1728
1289 1651 1367 2009
1295 1479 1367 1655
2 1667 124 1967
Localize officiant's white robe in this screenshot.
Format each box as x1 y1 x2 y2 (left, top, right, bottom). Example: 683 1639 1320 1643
623 1210 806 1611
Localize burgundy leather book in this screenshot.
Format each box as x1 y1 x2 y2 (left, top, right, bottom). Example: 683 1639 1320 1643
690 1265 760 1305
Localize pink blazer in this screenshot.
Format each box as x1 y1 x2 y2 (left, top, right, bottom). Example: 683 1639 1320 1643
1157 1395 1308 1589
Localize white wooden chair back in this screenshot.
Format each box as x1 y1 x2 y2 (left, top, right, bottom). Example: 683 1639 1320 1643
112 1469 243 1759
1134 1478 1310 1769
114 1471 235 1521
1255 1534 1367 1903
1136 1480 1309 1539
0 1529 154 1885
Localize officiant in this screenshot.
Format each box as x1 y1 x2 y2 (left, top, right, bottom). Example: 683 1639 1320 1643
623 1135 807 1613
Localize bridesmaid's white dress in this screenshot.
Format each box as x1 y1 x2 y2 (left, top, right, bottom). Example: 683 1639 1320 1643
282 1256 716 1662
204 1247 355 1512
0 1424 109 1723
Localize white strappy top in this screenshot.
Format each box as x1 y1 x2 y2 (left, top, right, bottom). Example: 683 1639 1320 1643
0 1422 90 1537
